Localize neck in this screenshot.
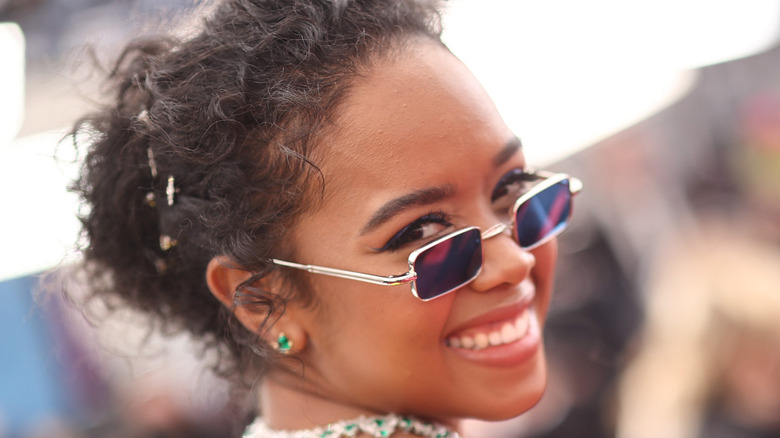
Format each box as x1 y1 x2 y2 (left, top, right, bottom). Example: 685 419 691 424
260 374 376 430
259 371 461 434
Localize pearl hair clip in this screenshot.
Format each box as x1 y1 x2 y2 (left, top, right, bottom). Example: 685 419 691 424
145 146 179 256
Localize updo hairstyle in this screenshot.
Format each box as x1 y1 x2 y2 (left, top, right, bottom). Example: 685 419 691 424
71 0 443 382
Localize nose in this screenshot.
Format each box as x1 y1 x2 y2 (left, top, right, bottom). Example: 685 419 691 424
469 223 535 292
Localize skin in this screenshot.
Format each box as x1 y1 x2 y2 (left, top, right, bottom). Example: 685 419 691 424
208 39 558 435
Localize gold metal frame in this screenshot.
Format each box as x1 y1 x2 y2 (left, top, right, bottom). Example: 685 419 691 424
272 171 582 301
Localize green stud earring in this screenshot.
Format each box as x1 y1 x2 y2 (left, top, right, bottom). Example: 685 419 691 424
275 332 293 353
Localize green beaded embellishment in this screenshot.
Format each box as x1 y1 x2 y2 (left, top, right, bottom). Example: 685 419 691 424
242 413 460 438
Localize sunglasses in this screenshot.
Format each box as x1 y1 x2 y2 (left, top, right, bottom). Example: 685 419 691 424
272 171 582 301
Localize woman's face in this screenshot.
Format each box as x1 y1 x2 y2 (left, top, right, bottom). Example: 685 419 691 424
278 40 557 421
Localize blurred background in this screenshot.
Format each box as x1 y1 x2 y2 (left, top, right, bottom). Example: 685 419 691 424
1 1 780 437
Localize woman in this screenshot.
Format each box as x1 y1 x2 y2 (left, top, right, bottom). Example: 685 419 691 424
72 0 581 436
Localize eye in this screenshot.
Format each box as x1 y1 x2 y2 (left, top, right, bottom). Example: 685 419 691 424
378 211 452 252
491 168 536 213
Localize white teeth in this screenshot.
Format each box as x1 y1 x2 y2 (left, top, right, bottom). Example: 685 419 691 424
515 309 530 337
501 322 519 343
447 308 532 350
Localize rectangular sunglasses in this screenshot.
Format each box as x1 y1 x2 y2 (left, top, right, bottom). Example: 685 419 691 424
272 171 582 301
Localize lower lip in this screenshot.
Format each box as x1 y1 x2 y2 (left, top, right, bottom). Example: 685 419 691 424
445 310 541 367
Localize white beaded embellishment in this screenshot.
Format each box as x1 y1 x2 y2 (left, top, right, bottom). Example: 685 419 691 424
242 414 460 438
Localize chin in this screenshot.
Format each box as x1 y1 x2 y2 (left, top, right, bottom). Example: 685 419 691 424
455 349 549 422
495 356 548 420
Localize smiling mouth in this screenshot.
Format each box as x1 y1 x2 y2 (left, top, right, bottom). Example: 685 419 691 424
445 307 532 350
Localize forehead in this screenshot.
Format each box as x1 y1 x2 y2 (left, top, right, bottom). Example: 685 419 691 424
316 40 514 198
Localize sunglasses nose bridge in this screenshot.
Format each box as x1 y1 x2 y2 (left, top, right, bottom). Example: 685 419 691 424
481 222 511 240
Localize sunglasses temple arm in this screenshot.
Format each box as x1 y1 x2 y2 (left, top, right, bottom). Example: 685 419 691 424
271 259 417 286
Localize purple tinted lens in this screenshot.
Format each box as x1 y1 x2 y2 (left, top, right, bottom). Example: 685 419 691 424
515 180 572 248
413 229 482 300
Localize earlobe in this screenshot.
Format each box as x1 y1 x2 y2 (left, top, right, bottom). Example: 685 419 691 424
206 256 265 332
271 325 308 355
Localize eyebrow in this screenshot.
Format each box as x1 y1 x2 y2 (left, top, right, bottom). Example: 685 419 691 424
360 137 523 236
493 136 523 168
360 185 455 236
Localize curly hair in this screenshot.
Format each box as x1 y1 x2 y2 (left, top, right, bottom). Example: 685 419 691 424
70 0 443 383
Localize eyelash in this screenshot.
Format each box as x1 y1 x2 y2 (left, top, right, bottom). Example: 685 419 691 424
379 211 452 252
491 168 536 202
378 168 534 252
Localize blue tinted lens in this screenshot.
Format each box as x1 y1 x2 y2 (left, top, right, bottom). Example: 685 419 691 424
515 180 572 248
413 228 482 300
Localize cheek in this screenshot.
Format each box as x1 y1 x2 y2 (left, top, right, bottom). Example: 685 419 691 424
531 239 558 322
305 278 455 386
311 279 449 357
315 286 452 357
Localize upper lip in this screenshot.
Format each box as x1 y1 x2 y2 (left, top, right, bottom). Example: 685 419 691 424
444 284 536 337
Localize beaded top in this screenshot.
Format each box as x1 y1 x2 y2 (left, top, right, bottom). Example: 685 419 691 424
242 413 461 438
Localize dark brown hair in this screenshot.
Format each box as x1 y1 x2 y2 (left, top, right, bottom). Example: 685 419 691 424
71 0 443 383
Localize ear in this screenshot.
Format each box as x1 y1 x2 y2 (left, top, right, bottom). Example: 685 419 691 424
205 256 309 354
206 256 267 333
